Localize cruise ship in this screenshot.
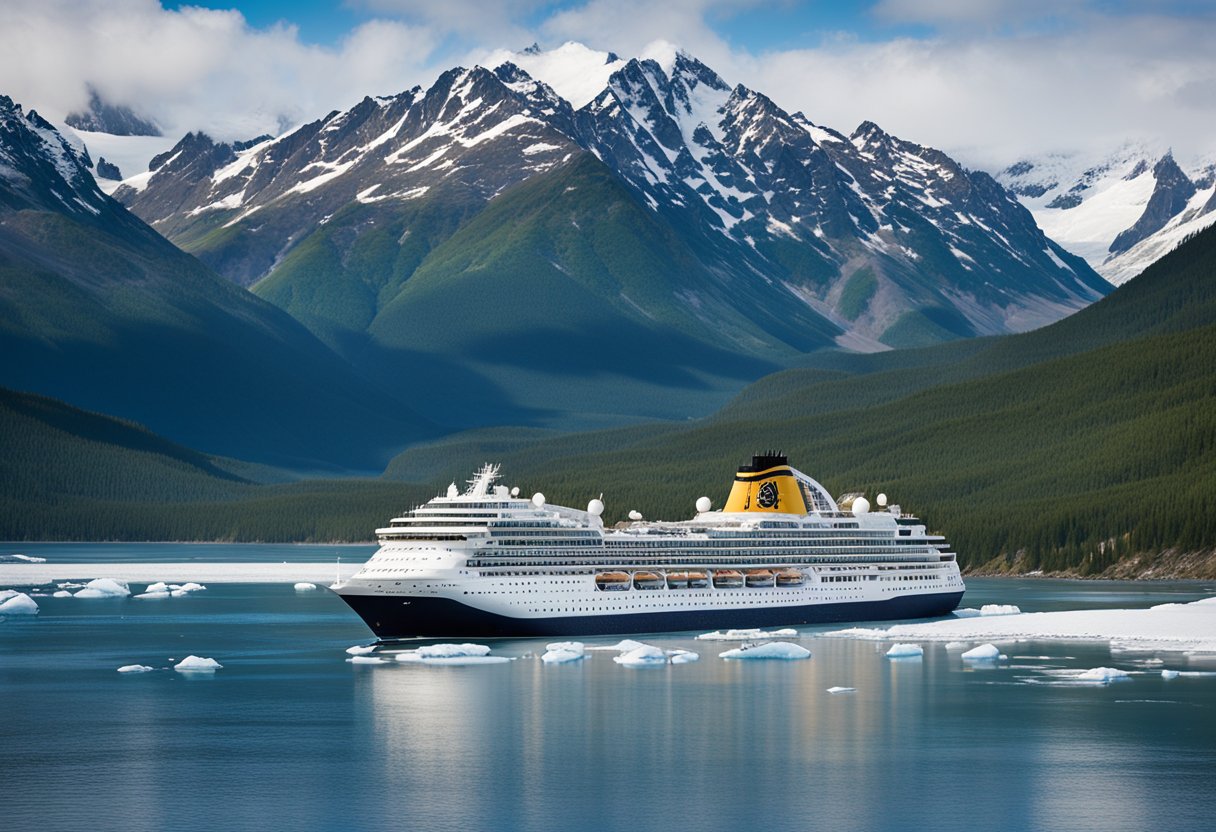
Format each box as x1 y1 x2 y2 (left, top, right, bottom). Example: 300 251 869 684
333 453 965 638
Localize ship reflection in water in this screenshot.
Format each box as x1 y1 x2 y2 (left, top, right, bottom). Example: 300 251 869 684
356 635 1177 832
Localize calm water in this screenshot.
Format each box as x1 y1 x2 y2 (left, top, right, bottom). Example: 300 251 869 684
3 545 1215 832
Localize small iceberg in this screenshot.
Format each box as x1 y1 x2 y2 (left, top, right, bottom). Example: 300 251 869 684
542 642 586 664
346 645 376 655
294 582 318 591
0 591 39 615
586 639 648 652
396 643 511 665
886 643 924 659
1076 667 1130 683
614 644 670 667
667 649 699 664
697 628 799 641
954 604 1021 618
73 578 131 599
826 686 855 694
348 655 389 665
1162 669 1180 680
961 643 1002 662
117 665 154 673
720 641 811 660
2 553 46 563
177 582 206 593
52 590 73 598
944 641 970 651
134 590 171 600
174 655 222 672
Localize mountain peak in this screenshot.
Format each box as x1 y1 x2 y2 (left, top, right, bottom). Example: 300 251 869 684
64 86 161 137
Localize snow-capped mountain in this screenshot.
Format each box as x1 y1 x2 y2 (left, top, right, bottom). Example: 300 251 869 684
65 87 161 137
115 43 1107 362
997 143 1216 285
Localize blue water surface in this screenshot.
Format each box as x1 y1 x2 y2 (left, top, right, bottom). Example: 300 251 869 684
2 545 1215 832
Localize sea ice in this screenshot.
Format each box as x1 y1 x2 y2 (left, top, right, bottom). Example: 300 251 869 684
117 665 154 673
415 643 492 659
826 686 856 693
52 590 72 598
294 582 318 591
614 644 670 666
944 641 969 650
886 643 924 659
586 639 647 652
1162 669 1180 680
961 643 1002 661
542 642 586 664
348 656 388 665
133 590 171 599
1076 667 1131 683
0 591 39 615
174 655 222 672
73 578 130 599
720 642 811 660
145 582 169 593
955 605 1022 618
667 649 699 664
346 645 376 655
3 554 47 563
395 653 511 665
697 628 800 641
178 582 205 592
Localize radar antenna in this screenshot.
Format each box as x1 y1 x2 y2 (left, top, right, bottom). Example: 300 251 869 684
465 463 501 497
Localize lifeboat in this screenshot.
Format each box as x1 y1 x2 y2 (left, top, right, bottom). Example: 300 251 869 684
666 571 691 589
713 570 744 589
595 572 630 591
633 571 664 590
686 570 709 589
776 569 805 587
745 569 775 587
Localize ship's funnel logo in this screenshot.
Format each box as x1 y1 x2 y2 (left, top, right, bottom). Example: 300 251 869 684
757 480 779 509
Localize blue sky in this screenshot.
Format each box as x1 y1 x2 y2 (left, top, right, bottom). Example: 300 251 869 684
3 1 1215 167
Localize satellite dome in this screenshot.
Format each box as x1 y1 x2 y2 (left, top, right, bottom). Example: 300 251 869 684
628 510 643 521
877 493 888 507
695 496 712 513
852 496 870 516
510 486 520 497
587 498 605 516
531 492 546 507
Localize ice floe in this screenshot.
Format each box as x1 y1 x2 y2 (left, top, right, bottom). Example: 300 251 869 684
0 591 39 615
614 644 670 667
542 642 586 664
720 642 811 660
667 649 699 664
827 596 1216 653
394 643 512 666
346 645 376 655
961 643 1003 662
73 578 131 598
826 686 856 694
586 639 647 652
1162 669 1180 680
134 590 171 600
174 655 222 672
696 628 799 641
953 604 1022 618
294 582 318 591
886 643 924 659
1076 667 1131 683
52 590 72 598
348 656 389 665
2 553 46 563
117 665 154 673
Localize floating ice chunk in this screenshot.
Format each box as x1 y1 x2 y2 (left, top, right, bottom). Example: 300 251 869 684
0 591 39 615
134 590 171 599
396 653 511 665
1162 669 1180 680
542 642 586 664
961 643 1002 661
953 608 982 618
721 642 811 660
1076 667 1131 683
117 665 154 673
3 553 47 562
667 649 699 664
980 604 1021 616
57 582 85 590
697 627 800 641
174 655 222 672
886 643 924 658
145 582 169 593
294 582 318 591
586 639 647 652
52 590 72 598
73 578 130 598
944 641 970 651
178 582 205 592
826 686 856 693
415 643 492 659
346 645 376 655
614 644 670 666
348 656 388 665
0 590 15 601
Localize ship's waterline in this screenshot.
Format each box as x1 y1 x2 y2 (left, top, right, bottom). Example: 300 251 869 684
334 454 965 638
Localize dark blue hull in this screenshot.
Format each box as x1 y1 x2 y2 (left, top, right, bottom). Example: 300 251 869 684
337 590 966 639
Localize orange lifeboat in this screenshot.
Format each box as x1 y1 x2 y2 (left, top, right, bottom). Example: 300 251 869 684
713 570 744 589
633 571 664 590
745 569 775 587
776 569 805 587
595 572 630 591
